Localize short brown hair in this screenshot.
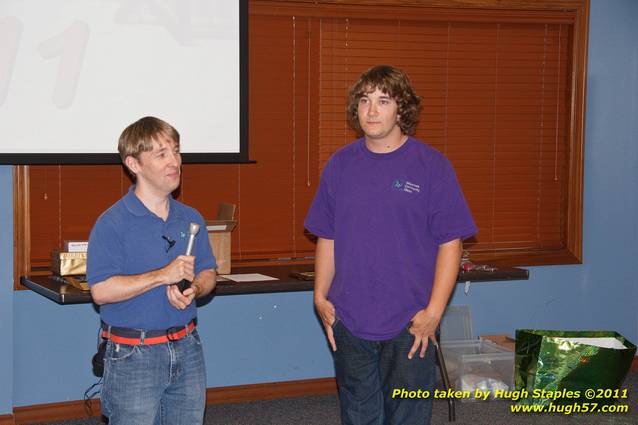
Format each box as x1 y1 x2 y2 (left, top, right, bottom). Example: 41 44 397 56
117 116 180 163
347 65 422 135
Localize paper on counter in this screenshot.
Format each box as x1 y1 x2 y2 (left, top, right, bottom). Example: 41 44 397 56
222 273 279 282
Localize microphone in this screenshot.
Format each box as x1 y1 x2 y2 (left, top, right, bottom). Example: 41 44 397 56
162 235 176 252
176 223 200 293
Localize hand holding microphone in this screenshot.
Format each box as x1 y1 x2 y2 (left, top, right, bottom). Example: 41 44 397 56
174 222 199 293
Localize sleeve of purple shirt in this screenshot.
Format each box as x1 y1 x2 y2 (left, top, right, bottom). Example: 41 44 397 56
428 155 477 244
304 158 336 239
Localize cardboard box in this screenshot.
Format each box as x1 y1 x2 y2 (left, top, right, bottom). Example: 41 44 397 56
206 203 237 275
64 240 88 252
480 334 516 352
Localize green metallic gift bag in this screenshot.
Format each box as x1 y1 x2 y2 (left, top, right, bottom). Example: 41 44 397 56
515 329 636 406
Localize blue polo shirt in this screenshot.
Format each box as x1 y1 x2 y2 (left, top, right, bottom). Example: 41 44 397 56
87 186 217 330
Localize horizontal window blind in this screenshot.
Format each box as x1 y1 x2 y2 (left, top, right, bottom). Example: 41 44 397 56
318 15 571 255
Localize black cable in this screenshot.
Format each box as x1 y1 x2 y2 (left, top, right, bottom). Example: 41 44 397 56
83 378 102 416
84 326 105 416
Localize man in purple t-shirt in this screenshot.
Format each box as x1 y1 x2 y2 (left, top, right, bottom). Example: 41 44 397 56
305 65 477 425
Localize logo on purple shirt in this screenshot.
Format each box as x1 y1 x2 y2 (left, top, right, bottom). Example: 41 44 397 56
392 179 420 194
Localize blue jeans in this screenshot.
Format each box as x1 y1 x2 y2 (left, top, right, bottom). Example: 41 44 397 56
332 321 435 425
101 330 206 425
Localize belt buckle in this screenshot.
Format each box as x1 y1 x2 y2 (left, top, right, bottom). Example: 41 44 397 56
166 325 185 341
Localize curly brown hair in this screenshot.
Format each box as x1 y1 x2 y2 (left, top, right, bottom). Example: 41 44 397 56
347 65 421 136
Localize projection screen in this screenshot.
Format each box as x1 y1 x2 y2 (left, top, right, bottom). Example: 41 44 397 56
0 0 248 164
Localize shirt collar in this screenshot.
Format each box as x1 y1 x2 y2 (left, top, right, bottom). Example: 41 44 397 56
122 185 179 221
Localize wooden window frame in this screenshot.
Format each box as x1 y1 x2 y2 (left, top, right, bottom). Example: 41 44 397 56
250 0 588 268
13 0 589 289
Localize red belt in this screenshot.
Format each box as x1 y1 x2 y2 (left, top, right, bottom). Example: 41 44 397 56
101 320 196 346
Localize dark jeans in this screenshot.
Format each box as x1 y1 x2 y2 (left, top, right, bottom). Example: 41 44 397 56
332 320 435 425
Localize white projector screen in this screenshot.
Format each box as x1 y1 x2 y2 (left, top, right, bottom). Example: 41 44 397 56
0 0 248 164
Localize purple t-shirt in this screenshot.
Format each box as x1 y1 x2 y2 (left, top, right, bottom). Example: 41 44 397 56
305 137 477 340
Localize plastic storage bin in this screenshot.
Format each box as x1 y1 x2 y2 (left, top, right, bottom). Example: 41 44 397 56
440 339 514 402
439 305 473 342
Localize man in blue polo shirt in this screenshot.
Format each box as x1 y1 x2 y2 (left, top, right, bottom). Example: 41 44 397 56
305 65 477 425
87 116 217 425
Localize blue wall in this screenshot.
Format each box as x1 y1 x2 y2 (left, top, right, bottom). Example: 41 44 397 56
1 0 637 413
0 167 14 414
12 290 333 406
